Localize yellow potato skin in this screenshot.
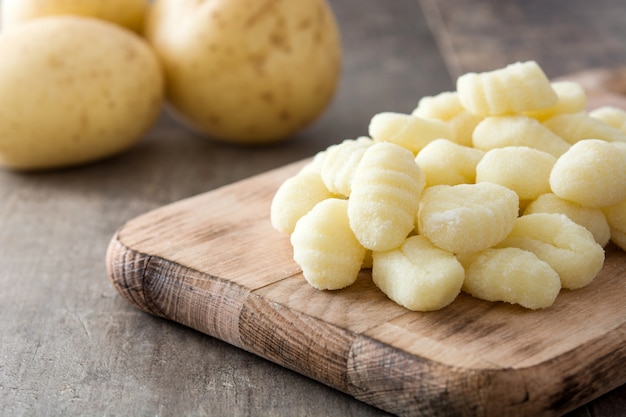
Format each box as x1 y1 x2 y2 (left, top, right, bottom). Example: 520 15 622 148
144 0 341 144
1 0 148 33
0 16 163 170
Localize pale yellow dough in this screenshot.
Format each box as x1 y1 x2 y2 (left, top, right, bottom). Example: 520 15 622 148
524 81 587 121
291 199 366 290
472 115 570 158
498 213 605 289
415 139 484 187
321 137 374 197
460 247 561 310
524 193 611 247
550 139 626 208
368 112 454 154
348 142 425 251
373 235 465 311
270 171 334 235
418 183 519 254
602 199 626 250
475 146 556 201
457 61 558 116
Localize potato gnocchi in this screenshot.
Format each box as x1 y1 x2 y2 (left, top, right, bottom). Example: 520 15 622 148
271 60 623 311
348 142 425 251
457 61 558 116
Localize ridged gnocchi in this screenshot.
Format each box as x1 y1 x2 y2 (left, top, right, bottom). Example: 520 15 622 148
524 81 587 121
321 137 374 197
271 60 623 312
368 112 454 154
543 112 626 144
497 213 605 290
472 115 570 157
524 193 611 247
348 142 425 251
457 61 558 116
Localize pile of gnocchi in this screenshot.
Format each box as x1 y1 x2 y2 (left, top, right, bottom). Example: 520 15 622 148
270 61 626 311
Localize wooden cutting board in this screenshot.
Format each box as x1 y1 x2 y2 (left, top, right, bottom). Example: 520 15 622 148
106 69 626 417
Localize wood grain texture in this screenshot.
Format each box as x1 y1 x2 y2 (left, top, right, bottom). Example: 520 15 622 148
107 159 626 416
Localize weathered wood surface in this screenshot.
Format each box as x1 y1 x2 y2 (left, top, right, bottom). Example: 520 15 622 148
107 160 626 416
2 0 626 416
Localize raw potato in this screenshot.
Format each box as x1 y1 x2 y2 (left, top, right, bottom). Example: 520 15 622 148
144 0 341 144
1 0 148 33
373 235 465 311
460 247 561 310
0 16 163 170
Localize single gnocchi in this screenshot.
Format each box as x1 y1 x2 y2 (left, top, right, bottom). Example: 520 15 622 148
550 139 626 208
291 198 366 290
321 137 374 197
472 115 570 157
418 183 519 254
457 61 558 116
368 112 454 154
524 81 587 121
459 247 561 310
524 193 611 247
543 112 626 144
497 213 605 289
372 235 465 311
416 139 484 187
445 110 483 147
412 91 464 121
270 170 335 235
348 142 425 251
589 106 626 132
475 146 556 201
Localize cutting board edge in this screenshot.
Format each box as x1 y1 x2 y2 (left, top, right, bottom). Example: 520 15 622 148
105 229 626 417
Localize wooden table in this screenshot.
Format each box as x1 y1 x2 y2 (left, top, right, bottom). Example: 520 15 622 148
1 1 625 416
